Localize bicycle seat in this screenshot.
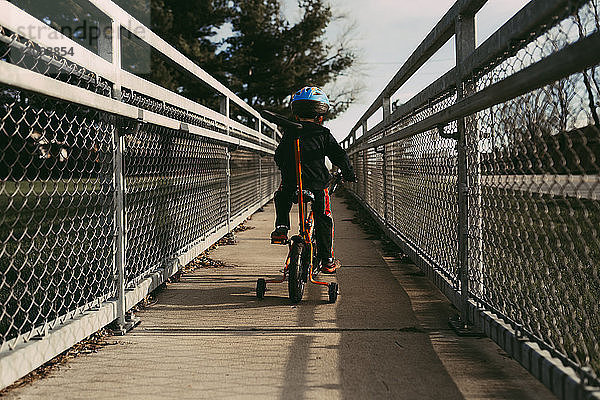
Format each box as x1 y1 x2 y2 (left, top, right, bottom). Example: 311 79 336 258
292 189 315 204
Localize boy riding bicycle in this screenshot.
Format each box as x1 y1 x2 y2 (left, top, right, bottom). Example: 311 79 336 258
270 86 356 274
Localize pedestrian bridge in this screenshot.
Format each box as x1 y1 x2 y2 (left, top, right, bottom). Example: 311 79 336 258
1 0 599 399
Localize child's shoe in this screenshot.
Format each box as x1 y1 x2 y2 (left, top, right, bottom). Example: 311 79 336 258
321 258 339 274
270 226 289 244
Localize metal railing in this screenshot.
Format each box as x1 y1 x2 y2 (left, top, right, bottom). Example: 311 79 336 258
342 0 600 398
0 0 280 388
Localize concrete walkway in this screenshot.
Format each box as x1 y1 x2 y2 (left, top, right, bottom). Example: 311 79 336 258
5 196 554 399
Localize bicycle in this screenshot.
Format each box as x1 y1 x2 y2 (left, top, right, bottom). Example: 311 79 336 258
256 110 341 304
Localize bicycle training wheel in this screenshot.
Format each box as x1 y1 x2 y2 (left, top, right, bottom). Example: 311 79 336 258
288 241 305 303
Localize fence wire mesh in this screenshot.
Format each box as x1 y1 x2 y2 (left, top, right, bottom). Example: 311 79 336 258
351 91 459 283
347 0 600 382
230 149 261 218
384 128 459 281
124 122 229 287
121 88 229 136
466 0 600 379
260 155 280 200
0 27 112 97
364 146 385 218
0 85 116 352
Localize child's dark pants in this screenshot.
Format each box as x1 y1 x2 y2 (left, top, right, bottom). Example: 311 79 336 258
274 184 334 261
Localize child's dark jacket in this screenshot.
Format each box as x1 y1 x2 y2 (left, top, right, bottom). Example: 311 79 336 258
274 121 355 190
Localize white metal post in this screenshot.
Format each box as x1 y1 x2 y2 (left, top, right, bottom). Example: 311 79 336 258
220 97 230 131
383 97 391 123
226 151 232 232
255 118 261 136
113 122 126 330
259 155 263 200
455 13 476 326
221 97 232 232
382 97 391 221
256 118 262 201
107 20 128 330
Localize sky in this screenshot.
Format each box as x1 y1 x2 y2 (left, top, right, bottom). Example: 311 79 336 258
281 0 531 141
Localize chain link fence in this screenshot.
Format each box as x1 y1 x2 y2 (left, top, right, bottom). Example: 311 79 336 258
0 85 116 352
466 0 600 382
0 1 279 387
0 25 118 352
343 0 600 393
123 122 231 288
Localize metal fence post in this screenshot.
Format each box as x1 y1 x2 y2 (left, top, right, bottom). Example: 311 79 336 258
101 19 127 332
111 21 136 333
256 119 262 200
455 13 476 326
220 97 230 125
382 97 391 221
259 155 262 199
221 97 232 233
365 151 368 200
226 150 232 232
113 118 127 331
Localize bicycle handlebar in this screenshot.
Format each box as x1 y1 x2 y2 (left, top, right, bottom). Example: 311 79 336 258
328 172 344 194
260 110 303 131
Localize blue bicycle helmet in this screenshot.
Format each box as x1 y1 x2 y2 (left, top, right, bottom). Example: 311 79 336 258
290 86 330 118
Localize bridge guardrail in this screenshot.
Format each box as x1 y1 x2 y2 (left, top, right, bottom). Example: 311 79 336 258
342 0 600 398
0 0 280 388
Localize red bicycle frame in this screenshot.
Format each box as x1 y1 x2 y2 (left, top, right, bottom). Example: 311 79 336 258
266 137 329 287
293 137 328 287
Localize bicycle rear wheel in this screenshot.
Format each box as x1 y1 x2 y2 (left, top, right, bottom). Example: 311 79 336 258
288 240 305 303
